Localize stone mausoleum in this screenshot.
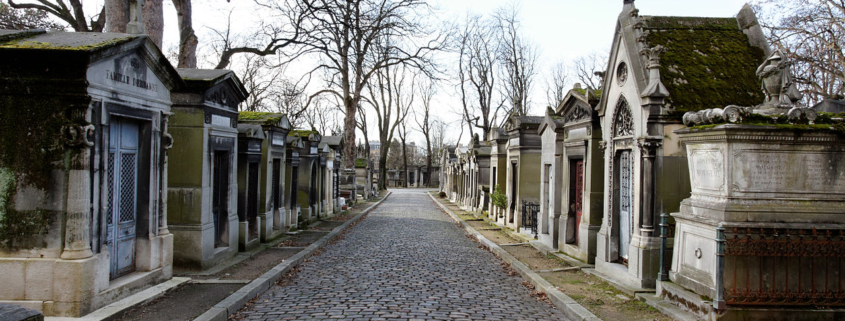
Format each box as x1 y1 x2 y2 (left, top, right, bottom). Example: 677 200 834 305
167 69 247 270
0 30 179 316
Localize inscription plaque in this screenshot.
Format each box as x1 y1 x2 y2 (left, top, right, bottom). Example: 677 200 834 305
690 149 724 192
734 150 845 193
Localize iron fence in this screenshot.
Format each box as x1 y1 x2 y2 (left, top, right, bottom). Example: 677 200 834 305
521 200 539 239
718 227 845 308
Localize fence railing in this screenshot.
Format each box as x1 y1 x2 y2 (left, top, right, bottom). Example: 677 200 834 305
718 226 845 308
521 200 539 239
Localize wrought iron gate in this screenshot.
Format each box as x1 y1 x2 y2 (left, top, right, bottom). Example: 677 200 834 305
522 200 539 239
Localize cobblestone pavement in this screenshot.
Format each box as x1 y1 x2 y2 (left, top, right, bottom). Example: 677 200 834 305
236 189 568 320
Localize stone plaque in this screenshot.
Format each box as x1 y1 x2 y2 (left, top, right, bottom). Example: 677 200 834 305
733 150 845 194
211 114 230 127
567 127 588 140
690 149 724 192
272 133 285 146
87 53 169 102
509 137 519 146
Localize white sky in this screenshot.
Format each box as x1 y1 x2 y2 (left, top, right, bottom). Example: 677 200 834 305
150 0 752 146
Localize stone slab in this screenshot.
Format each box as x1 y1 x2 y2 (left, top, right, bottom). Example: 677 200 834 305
0 303 44 321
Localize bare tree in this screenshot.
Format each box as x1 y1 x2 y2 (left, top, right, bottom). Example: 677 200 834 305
8 0 104 31
755 0 845 103
414 79 435 187
494 3 538 116
0 1 65 30
456 13 501 141
572 50 607 91
544 60 570 109
367 50 414 190
396 112 409 188
236 54 284 111
291 0 444 169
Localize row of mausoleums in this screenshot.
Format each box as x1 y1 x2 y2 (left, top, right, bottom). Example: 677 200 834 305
441 2 845 320
0 29 347 317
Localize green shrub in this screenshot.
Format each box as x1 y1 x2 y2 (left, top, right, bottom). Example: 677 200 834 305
491 185 507 209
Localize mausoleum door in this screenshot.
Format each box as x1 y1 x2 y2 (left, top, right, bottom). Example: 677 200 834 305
272 159 282 230
212 151 229 247
107 119 140 279
572 160 584 245
617 150 633 262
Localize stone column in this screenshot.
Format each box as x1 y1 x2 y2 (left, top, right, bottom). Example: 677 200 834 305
61 119 96 260
637 138 661 237
159 111 173 235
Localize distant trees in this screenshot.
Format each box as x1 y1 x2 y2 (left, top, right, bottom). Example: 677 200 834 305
754 0 845 104
454 3 538 141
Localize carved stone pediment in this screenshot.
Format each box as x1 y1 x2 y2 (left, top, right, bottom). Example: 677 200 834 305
205 85 239 110
564 105 591 123
612 98 634 137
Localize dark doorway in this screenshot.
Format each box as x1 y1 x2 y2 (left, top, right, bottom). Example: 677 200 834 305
212 151 230 247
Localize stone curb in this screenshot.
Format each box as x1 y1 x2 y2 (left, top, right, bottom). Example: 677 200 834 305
194 192 392 321
428 193 601 321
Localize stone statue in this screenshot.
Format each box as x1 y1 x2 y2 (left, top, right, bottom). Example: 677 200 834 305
756 50 803 111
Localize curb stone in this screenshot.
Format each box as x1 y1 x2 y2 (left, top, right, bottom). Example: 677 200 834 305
428 193 601 321
194 192 392 321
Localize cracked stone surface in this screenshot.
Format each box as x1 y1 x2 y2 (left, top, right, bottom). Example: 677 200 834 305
236 189 568 320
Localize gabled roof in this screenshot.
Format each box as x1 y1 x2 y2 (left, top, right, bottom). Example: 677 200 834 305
597 3 767 117
0 29 183 91
504 114 543 132
176 69 248 111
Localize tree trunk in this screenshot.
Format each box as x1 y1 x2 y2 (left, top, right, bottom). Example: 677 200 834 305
105 0 128 33
143 0 163 48
172 0 197 68
401 139 408 188
378 139 389 190
425 138 432 187
343 101 357 169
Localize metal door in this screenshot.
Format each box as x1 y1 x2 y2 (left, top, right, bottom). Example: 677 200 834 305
546 165 553 234
574 160 584 245
212 151 229 247
272 159 282 229
618 151 633 261
107 120 139 279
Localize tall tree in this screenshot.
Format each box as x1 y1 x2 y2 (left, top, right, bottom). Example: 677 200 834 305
755 0 845 103
396 113 409 188
456 13 500 141
544 60 570 109
494 3 538 116
414 79 436 187
293 0 443 169
366 50 413 190
572 50 607 91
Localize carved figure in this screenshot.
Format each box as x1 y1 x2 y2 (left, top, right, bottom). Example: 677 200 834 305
756 50 803 109
126 0 146 34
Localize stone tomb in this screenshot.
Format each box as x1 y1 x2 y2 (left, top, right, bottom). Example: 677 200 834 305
321 136 344 214
503 114 543 236
487 128 509 222
0 30 179 316
290 130 322 224
668 124 845 320
168 69 247 270
238 113 292 242
236 124 264 251
538 85 604 262
284 136 304 229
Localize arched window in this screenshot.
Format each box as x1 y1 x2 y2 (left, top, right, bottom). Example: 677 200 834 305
612 97 634 137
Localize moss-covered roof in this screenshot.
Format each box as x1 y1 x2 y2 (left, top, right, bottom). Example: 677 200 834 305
239 111 285 126
0 30 135 51
288 129 318 137
641 16 765 115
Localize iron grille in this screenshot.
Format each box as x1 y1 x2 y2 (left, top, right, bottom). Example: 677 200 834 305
119 153 136 223
521 200 539 239
107 152 115 225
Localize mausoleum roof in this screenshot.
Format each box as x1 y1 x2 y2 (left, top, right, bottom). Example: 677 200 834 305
638 15 765 115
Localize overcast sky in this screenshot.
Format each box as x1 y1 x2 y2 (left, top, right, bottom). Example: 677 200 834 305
155 0 753 146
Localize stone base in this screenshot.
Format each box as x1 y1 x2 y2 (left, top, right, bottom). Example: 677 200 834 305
0 235 172 317
594 232 660 289
238 221 260 252
658 280 845 321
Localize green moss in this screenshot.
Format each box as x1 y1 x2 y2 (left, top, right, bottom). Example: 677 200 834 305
288 129 318 137
0 37 132 51
238 111 283 126
0 168 53 248
644 16 765 115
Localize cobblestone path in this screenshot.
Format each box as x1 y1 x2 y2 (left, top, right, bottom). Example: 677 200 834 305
236 189 568 320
